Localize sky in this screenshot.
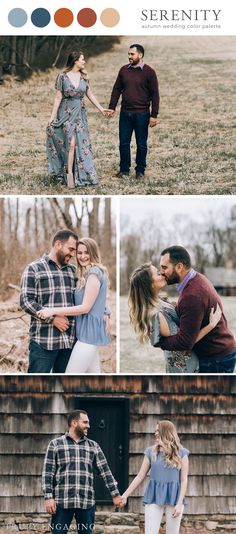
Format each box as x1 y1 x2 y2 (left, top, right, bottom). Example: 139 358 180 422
120 195 236 223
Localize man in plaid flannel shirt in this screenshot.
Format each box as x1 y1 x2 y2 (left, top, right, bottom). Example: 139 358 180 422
20 229 78 373
42 410 123 533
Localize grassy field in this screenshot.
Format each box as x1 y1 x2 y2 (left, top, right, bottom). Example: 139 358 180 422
120 295 236 373
0 36 235 195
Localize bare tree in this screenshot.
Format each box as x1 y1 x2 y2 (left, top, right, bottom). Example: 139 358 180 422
86 198 100 244
0 197 116 299
0 36 119 79
103 198 112 252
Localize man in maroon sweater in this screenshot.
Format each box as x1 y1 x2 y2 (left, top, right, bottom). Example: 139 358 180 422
108 44 159 179
158 245 236 373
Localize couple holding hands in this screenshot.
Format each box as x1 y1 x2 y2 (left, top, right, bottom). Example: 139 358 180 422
46 44 159 188
43 410 188 534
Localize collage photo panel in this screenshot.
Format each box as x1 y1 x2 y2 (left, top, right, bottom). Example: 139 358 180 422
0 0 235 533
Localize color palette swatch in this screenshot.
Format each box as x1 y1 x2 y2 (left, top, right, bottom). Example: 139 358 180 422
8 8 28 27
31 8 51 28
77 8 97 28
7 7 120 28
54 8 74 28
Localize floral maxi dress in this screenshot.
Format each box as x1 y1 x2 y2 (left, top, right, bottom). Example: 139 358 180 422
150 299 199 373
46 72 98 186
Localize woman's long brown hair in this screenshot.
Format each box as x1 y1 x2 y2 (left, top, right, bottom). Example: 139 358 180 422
64 51 88 80
153 420 182 469
77 237 108 287
128 262 159 343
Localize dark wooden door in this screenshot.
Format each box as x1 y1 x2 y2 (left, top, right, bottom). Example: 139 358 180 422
75 397 129 503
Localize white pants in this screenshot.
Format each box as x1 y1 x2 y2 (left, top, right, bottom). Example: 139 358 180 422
145 503 184 534
65 341 100 373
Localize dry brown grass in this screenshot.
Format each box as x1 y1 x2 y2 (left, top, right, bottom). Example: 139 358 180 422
0 36 235 195
0 290 116 374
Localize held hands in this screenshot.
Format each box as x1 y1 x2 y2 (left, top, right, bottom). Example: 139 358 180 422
101 108 115 118
52 316 69 332
112 495 127 510
209 303 222 328
37 311 70 331
112 495 124 510
37 308 54 320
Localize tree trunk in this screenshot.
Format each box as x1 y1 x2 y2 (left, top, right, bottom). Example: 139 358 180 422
103 198 112 252
87 198 100 244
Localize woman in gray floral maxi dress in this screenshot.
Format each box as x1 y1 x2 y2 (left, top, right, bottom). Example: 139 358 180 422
46 51 109 188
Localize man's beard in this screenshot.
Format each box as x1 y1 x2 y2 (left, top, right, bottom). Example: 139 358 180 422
74 425 85 438
56 249 70 266
166 270 180 285
129 58 140 66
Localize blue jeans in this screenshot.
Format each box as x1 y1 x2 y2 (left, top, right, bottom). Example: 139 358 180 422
51 505 95 533
119 111 150 174
199 350 236 373
28 340 72 373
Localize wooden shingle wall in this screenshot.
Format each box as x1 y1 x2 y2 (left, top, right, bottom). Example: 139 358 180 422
0 376 235 518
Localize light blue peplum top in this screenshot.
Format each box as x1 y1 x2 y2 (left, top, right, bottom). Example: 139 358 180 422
143 446 189 506
74 266 111 346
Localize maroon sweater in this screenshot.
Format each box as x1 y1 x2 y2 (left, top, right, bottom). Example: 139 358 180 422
159 273 236 360
109 64 159 118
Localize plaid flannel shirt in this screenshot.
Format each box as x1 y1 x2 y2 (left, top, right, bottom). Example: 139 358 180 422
20 254 76 350
42 433 119 509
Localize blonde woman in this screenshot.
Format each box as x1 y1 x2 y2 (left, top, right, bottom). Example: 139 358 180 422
121 421 188 534
46 51 111 188
128 262 221 373
37 238 111 373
